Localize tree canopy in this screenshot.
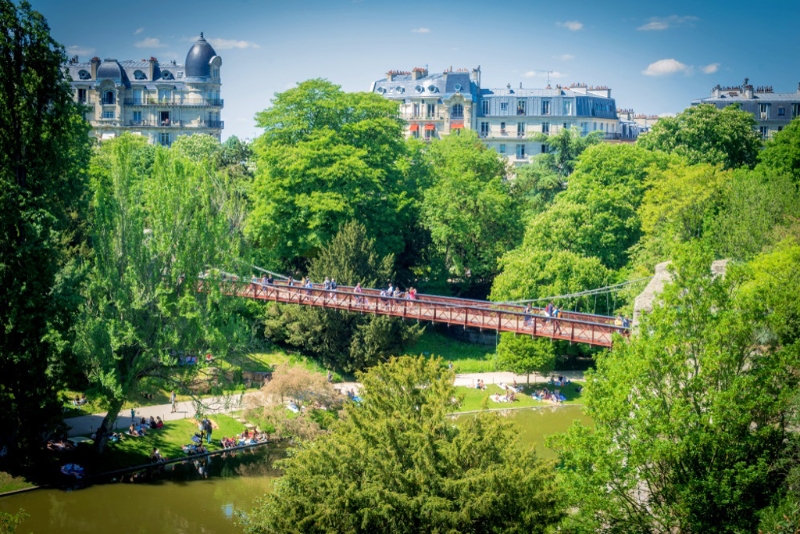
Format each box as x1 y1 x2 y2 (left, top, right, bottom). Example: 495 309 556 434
758 117 800 183
549 246 800 533
421 130 520 295
637 103 760 169
247 79 416 270
0 0 92 458
75 134 249 450
243 356 565 534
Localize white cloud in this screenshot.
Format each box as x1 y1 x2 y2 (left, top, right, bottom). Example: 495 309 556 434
207 38 260 50
135 37 166 49
555 54 575 61
134 27 144 35
557 21 583 31
66 45 94 56
702 62 720 74
411 27 431 33
642 58 691 76
637 15 698 31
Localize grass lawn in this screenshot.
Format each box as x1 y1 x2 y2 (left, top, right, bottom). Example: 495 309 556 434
455 381 584 412
408 330 498 373
91 414 247 472
0 472 35 493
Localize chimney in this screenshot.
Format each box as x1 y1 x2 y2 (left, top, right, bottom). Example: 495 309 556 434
386 71 394 82
90 57 100 79
471 65 481 86
712 85 721 98
150 57 158 81
411 67 428 80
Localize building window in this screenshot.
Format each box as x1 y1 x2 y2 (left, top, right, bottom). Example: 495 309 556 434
793 104 800 118
563 122 568 130
541 144 548 153
778 107 785 116
581 122 588 134
78 69 91 80
759 103 770 119
480 122 489 137
103 91 115 105
542 122 550 134
413 103 420 117
542 100 550 115
759 126 769 139
500 122 506 133
132 111 142 124
160 111 171 126
427 103 436 118
481 100 489 115
451 104 464 119
102 109 114 119
211 68 219 78
593 122 597 131
77 88 87 103
425 127 433 140
159 132 171 147
517 122 525 137
500 102 508 112
412 130 419 139
516 144 526 159
517 100 526 115
778 126 784 132
499 144 506 154
158 89 172 103
133 70 147 80
160 71 174 80
563 100 572 115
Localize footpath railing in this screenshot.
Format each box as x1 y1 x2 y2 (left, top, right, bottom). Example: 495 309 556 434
202 278 628 348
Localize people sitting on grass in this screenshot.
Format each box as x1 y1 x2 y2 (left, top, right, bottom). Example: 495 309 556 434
150 447 166 463
128 423 141 437
155 416 164 429
531 388 567 403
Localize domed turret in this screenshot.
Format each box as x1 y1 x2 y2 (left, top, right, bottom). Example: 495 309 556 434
185 33 219 78
97 59 124 83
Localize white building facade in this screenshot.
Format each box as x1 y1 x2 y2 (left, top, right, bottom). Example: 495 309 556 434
692 79 800 139
371 67 621 165
64 34 223 145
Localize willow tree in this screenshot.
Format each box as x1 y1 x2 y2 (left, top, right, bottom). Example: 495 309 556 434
75 135 249 451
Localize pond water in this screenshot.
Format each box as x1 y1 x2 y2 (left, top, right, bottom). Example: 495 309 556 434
1 406 590 533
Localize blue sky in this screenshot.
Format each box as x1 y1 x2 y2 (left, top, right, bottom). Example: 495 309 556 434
32 0 800 141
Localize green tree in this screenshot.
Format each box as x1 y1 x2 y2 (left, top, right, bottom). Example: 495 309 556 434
548 246 800 533
75 136 249 451
530 126 604 177
247 79 415 270
496 334 555 384
0 0 91 458
758 117 800 183
243 356 565 534
421 130 520 295
170 132 221 164
637 103 760 169
263 221 421 372
0 509 28 534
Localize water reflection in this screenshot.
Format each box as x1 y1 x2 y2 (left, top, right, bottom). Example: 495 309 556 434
0 447 281 534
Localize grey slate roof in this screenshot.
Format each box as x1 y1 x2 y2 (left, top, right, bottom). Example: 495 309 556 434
698 92 800 103
372 71 479 101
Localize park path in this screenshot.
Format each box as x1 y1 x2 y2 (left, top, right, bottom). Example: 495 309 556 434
64 370 586 437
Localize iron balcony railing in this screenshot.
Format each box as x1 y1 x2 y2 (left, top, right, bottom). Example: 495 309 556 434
123 98 224 107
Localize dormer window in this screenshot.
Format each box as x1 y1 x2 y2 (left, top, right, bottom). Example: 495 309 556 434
427 85 438 93
454 83 462 91
395 86 404 94
133 70 147 80
211 68 219 78
415 85 424 94
161 71 174 80
78 69 91 80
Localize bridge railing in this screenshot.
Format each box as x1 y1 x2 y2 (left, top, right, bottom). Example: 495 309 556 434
199 277 629 348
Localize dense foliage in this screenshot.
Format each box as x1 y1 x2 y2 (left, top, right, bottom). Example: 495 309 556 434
0 0 92 459
75 135 250 450
243 356 565 534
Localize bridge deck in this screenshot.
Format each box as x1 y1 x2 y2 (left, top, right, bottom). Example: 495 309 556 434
209 279 627 348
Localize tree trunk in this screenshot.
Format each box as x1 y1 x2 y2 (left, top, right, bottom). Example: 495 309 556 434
527 373 530 385
93 397 125 453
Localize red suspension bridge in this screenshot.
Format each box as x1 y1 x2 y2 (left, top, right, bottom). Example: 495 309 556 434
203 275 629 348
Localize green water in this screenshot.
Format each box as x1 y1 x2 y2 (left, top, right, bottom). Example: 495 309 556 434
1 407 589 533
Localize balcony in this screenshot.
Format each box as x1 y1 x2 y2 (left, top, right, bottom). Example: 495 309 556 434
127 120 183 127
123 98 225 107
194 120 224 129
517 132 526 138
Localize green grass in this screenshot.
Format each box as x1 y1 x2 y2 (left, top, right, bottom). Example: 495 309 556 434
407 330 498 373
0 472 35 494
94 414 247 471
455 382 584 412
